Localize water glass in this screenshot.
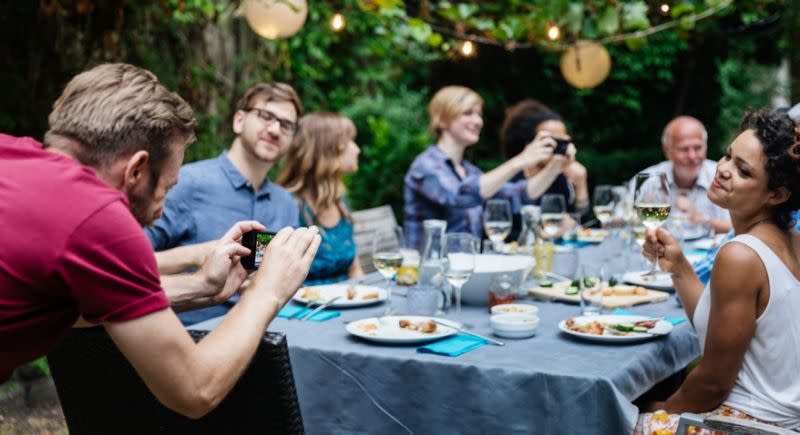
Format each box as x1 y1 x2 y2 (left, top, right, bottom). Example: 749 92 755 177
406 284 448 316
579 265 604 316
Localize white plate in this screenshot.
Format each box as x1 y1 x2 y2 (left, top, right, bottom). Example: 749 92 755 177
623 271 674 291
346 316 459 344
558 314 673 343
576 229 607 243
293 284 387 308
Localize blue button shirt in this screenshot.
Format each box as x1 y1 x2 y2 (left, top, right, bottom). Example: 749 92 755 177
145 152 299 325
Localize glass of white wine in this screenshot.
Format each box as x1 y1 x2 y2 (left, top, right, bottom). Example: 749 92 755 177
634 172 671 277
593 185 617 229
443 232 476 326
539 194 566 241
372 227 405 314
483 199 512 253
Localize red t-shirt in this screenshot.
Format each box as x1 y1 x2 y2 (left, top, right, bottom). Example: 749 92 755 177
0 134 169 381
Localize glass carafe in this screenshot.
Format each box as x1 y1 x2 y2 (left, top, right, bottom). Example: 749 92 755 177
418 219 450 313
517 205 540 253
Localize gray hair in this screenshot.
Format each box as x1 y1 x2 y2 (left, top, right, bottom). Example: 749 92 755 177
661 116 707 147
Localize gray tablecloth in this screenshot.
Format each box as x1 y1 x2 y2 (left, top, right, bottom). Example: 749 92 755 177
190 243 700 435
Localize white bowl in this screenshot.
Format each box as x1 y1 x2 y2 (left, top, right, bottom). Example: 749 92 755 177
490 303 539 315
460 254 534 306
490 313 540 338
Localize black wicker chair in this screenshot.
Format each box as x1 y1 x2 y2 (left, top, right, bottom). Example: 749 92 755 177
48 327 304 434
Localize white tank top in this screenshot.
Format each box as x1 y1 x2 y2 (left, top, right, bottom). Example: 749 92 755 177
694 234 800 430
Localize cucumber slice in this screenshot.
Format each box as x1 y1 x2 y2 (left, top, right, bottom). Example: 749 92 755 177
615 323 634 332
608 277 618 287
564 286 579 295
583 277 597 287
570 279 580 288
539 280 553 288
632 326 649 333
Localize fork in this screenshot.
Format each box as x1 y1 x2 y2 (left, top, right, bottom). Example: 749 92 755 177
300 296 342 321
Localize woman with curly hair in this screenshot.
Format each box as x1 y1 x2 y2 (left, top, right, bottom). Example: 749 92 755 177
637 110 800 433
277 112 364 285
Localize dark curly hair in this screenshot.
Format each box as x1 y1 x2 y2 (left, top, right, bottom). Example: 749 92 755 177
500 99 563 158
741 110 800 230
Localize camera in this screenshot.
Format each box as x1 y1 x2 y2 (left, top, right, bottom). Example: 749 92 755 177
553 138 571 155
241 231 276 270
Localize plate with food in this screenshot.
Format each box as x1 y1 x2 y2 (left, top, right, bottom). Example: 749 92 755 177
345 316 459 344
622 271 674 291
293 284 387 308
529 277 669 308
576 228 608 243
558 314 673 343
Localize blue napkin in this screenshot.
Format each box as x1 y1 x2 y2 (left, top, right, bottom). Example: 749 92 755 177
557 240 593 248
611 308 687 326
417 334 488 357
277 305 340 322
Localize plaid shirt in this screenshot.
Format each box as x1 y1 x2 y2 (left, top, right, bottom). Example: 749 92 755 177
403 145 528 251
694 211 800 284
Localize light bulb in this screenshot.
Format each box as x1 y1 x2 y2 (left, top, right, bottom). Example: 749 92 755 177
547 24 561 41
330 13 346 32
460 40 475 57
660 4 670 14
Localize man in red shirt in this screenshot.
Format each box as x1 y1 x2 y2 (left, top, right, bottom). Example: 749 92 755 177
0 63 320 418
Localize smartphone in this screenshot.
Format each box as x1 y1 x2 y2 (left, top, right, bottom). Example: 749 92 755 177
241 230 276 270
553 138 571 155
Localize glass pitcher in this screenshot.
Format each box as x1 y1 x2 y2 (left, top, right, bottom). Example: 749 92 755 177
418 219 450 313
517 205 540 253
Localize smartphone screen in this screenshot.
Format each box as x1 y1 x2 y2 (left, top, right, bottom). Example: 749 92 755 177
242 231 276 270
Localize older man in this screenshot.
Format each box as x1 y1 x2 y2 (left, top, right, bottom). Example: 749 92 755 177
630 116 731 234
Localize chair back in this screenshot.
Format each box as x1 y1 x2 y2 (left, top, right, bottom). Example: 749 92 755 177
48 327 304 434
351 204 399 272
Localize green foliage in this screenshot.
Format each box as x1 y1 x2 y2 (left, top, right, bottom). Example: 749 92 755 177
340 89 432 216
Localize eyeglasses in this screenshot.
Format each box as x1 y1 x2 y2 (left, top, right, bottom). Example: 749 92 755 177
244 107 297 135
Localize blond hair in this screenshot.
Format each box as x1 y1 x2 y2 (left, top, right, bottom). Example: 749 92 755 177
428 86 483 138
235 82 303 118
277 113 356 223
45 63 195 175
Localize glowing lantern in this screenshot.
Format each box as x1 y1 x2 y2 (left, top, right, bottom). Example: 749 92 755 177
560 40 612 89
244 0 308 40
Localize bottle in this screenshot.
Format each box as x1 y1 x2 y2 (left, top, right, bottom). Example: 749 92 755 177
418 219 449 313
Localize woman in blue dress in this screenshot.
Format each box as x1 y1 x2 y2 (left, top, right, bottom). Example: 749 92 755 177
277 112 364 285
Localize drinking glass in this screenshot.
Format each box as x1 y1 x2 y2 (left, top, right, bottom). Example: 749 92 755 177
539 194 566 241
372 227 405 314
580 264 605 316
593 185 617 229
633 172 671 277
443 232 476 325
483 199 512 252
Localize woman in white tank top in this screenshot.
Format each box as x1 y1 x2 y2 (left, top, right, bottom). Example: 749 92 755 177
636 110 800 434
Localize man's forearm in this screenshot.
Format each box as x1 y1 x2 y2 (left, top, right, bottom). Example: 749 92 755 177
161 273 215 312
156 242 215 275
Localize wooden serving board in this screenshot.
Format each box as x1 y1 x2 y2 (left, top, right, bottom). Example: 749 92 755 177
528 281 670 308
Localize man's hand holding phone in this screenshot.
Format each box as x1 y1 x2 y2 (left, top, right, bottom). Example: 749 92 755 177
198 220 266 306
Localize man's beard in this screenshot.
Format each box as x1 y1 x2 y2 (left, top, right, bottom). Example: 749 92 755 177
129 190 155 227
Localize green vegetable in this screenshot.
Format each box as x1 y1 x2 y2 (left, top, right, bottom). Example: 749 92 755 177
632 326 649 333
539 280 553 288
565 286 579 295
583 277 597 288
615 323 634 332
608 277 618 287
571 279 580 288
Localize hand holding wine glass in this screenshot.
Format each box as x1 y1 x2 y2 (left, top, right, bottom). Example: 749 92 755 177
634 172 671 276
443 232 476 325
372 227 405 314
483 199 512 253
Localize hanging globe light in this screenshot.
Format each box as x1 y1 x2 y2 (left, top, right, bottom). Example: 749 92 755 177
244 0 308 40
560 40 612 89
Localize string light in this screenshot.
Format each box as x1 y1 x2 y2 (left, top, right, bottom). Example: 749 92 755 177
460 40 475 57
660 4 670 15
546 23 561 41
330 12 346 32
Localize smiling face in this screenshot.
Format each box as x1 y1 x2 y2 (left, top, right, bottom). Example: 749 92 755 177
233 99 297 163
708 129 775 216
442 103 483 146
664 119 707 185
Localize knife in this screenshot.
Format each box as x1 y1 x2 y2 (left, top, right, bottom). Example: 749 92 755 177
431 319 504 346
299 296 342 321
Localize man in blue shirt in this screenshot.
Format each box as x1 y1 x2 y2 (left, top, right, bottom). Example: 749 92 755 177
146 83 303 325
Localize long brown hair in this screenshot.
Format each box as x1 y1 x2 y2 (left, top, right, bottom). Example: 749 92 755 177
277 112 356 224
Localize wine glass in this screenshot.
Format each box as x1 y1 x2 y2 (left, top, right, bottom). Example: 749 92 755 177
593 185 617 229
443 232 476 325
372 227 405 314
539 194 566 241
633 172 671 277
483 199 512 253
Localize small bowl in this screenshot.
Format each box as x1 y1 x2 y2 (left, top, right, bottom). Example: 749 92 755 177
490 303 539 316
490 313 540 339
